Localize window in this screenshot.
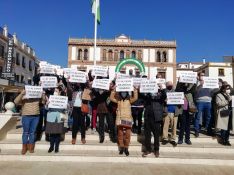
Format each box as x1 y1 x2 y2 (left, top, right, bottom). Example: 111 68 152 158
218 68 225 76
15 75 20 82
84 49 88 60
21 75 24 83
156 51 161 62
108 50 113 61
137 50 142 61
120 50 124 60
77 49 82 60
114 50 118 61
158 72 166 79
0 45 4 58
162 51 167 62
132 51 136 58
126 50 130 58
16 53 20 65
22 56 25 68
29 60 32 71
103 49 107 61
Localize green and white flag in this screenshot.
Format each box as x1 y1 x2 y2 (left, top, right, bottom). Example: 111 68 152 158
91 0 100 24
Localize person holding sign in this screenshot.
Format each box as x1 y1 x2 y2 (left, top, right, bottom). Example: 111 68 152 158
194 73 214 137
45 86 68 153
141 83 166 158
14 87 46 155
162 81 178 147
110 87 138 156
175 80 197 145
215 83 233 146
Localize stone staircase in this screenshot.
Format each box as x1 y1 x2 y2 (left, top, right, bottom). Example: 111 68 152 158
0 119 234 166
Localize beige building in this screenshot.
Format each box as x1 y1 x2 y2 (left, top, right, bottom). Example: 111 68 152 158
0 25 38 86
68 34 177 82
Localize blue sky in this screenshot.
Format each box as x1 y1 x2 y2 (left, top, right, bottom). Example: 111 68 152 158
1 0 234 67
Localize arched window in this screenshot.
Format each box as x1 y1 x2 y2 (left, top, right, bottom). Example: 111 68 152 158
114 50 118 61
77 49 82 60
108 50 113 61
103 49 107 61
162 51 167 62
137 50 142 60
156 51 161 62
132 51 136 58
84 49 88 60
120 50 124 60
126 50 130 58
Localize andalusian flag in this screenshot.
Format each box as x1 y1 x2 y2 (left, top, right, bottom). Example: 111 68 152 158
92 0 101 24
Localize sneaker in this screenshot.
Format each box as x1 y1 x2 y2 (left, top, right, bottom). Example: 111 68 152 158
195 132 199 138
178 140 183 144
170 141 177 147
154 151 160 158
91 128 97 134
161 139 168 145
185 140 192 145
142 151 151 157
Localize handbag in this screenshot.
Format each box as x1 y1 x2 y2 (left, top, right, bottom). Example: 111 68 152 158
120 119 132 128
81 103 89 114
220 109 230 117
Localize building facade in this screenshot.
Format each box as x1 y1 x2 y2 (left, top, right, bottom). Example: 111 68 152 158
0 25 38 86
68 35 177 82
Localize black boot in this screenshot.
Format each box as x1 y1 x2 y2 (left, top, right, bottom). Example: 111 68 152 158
99 136 104 143
124 148 129 156
119 147 124 155
48 136 55 153
54 135 60 153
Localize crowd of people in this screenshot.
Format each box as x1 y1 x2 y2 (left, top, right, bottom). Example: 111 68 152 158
13 69 234 158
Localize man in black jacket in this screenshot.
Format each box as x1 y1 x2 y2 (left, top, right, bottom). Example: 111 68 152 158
142 88 166 158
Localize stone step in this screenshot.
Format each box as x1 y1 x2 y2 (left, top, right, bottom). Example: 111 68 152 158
5 132 234 144
1 149 234 160
0 154 234 166
0 143 234 153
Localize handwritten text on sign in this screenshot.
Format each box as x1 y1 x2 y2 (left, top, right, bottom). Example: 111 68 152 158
140 80 158 93
63 68 77 78
48 95 68 109
92 79 110 90
92 66 108 77
167 92 184 104
203 77 219 89
116 78 133 92
69 71 86 83
25 85 43 98
132 78 143 87
40 76 57 88
179 71 197 84
40 67 55 74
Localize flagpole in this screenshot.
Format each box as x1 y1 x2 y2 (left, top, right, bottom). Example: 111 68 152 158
93 0 97 66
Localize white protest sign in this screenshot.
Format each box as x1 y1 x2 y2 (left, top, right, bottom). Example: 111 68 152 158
92 79 110 90
179 71 197 84
56 68 64 76
25 85 43 99
232 96 234 107
48 95 68 109
117 73 130 79
63 68 77 78
167 92 184 104
203 77 219 89
40 67 55 74
140 80 158 93
92 66 108 77
40 76 57 88
116 78 134 92
69 71 87 83
132 77 142 87
156 78 166 84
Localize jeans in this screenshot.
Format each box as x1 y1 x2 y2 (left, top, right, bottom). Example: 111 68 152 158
22 116 40 144
194 102 211 132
